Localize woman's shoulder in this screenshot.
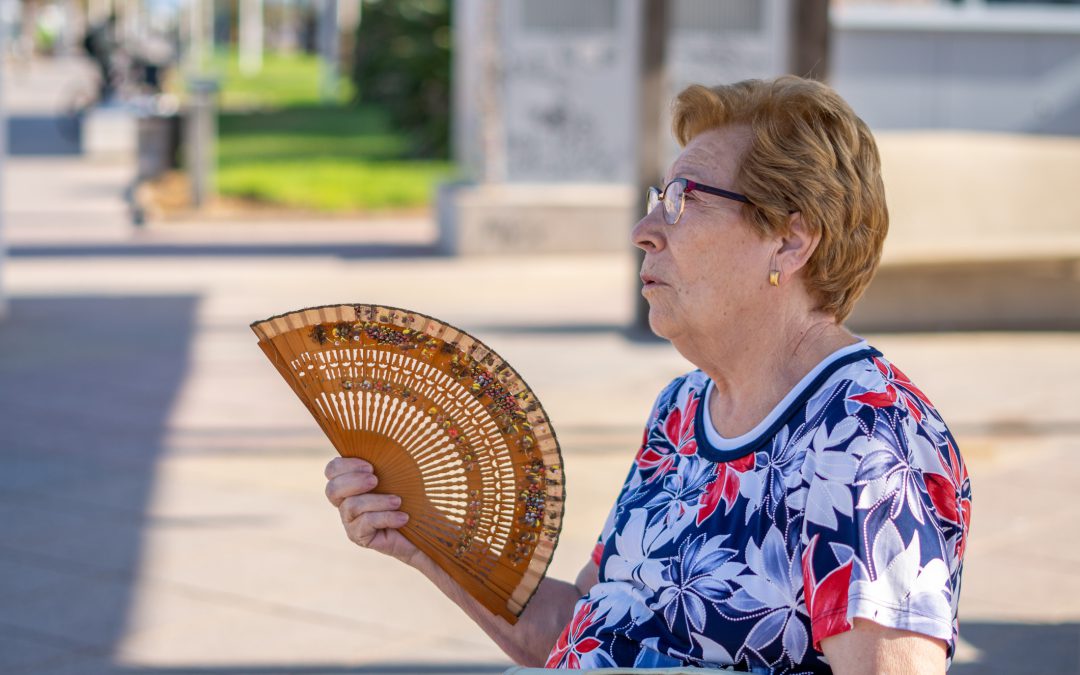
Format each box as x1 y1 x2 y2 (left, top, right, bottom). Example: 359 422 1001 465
648 369 711 414
828 350 951 432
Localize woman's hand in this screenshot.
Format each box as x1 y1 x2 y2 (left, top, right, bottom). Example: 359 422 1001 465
324 457 425 568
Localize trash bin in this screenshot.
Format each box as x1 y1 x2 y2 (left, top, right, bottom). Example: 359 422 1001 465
136 110 181 182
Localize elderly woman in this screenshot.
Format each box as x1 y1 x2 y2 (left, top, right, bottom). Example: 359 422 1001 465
324 76 972 674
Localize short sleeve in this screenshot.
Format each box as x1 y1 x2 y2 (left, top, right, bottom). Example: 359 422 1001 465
799 406 961 656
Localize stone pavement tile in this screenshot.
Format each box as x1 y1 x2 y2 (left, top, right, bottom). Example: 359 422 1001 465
0 554 97 603
0 625 101 675
378 633 512 671
964 480 1080 566
0 495 149 573
0 452 167 527
950 621 1080 675
0 450 120 493
19 655 125 675
112 585 423 669
0 574 150 652
960 547 1080 622
154 452 335 502
133 523 510 648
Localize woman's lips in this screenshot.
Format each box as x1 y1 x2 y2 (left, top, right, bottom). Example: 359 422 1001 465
640 274 665 288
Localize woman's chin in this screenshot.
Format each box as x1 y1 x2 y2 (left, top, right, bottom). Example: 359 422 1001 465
646 307 676 340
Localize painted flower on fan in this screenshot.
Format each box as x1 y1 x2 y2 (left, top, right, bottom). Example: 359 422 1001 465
545 601 608 669
331 322 351 341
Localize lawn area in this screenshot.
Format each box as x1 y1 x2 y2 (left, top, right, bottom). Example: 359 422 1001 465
201 50 453 212
211 50 353 109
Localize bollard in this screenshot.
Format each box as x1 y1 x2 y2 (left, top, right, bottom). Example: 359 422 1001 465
186 77 220 209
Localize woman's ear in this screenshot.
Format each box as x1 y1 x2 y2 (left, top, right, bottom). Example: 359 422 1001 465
774 211 820 280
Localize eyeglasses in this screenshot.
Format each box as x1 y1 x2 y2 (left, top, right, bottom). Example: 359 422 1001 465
646 178 752 225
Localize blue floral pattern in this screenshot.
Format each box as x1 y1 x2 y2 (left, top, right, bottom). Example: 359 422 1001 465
545 348 971 673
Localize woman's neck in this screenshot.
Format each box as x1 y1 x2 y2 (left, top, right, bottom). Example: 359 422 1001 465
683 312 859 440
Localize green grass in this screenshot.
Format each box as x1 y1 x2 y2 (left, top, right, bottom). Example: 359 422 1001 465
216 159 454 211
202 50 452 212
211 50 354 110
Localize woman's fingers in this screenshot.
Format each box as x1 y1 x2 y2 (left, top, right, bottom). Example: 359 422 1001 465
339 492 402 522
325 469 378 507
343 509 410 548
323 458 420 564
324 456 372 480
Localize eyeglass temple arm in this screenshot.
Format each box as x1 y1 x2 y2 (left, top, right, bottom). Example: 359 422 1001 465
684 180 753 205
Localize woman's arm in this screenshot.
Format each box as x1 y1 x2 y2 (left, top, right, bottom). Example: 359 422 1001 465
821 618 947 675
414 554 598 666
326 456 595 666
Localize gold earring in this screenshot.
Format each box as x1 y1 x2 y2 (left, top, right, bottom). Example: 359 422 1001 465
769 270 780 287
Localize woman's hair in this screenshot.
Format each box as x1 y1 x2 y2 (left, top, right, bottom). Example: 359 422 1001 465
672 76 888 322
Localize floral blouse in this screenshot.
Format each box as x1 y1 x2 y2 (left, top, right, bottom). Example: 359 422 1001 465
545 343 972 673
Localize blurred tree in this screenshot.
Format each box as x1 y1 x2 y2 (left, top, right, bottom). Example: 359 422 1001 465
350 0 451 158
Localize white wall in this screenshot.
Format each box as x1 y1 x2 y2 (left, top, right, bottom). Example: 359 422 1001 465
831 3 1080 134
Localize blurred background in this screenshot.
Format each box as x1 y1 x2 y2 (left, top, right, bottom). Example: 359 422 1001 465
0 0 1078 673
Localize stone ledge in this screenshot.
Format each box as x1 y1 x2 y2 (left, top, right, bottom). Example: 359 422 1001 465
437 182 636 256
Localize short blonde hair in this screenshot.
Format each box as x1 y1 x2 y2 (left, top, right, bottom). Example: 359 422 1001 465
672 76 888 322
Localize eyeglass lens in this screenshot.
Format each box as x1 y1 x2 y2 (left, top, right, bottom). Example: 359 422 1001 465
646 181 685 225
646 187 660 217
662 180 684 225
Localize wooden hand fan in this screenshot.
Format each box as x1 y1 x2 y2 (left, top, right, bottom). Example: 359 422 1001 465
251 304 564 623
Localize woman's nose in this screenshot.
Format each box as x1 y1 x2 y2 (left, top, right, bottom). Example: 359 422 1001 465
631 204 666 252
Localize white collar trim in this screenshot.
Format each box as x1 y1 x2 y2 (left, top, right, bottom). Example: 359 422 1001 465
701 339 869 450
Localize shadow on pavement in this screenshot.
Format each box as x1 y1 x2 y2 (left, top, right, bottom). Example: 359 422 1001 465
0 294 198 672
952 621 1080 674
93 665 509 674
7 115 82 156
8 242 442 260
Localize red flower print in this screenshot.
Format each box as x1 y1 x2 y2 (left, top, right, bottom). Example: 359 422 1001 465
802 534 854 652
665 395 699 456
590 541 605 567
924 439 972 557
635 445 676 478
851 358 936 423
637 396 701 480
696 452 755 524
544 601 605 669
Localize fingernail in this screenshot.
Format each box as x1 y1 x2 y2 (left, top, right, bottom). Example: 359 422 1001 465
390 496 401 507
396 512 409 524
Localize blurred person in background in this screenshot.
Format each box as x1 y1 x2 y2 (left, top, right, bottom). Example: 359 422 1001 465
82 12 118 101
324 76 971 674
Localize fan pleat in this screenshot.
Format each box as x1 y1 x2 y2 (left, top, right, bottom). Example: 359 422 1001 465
252 304 564 623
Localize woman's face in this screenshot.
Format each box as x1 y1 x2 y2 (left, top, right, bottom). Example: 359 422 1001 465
632 125 775 345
